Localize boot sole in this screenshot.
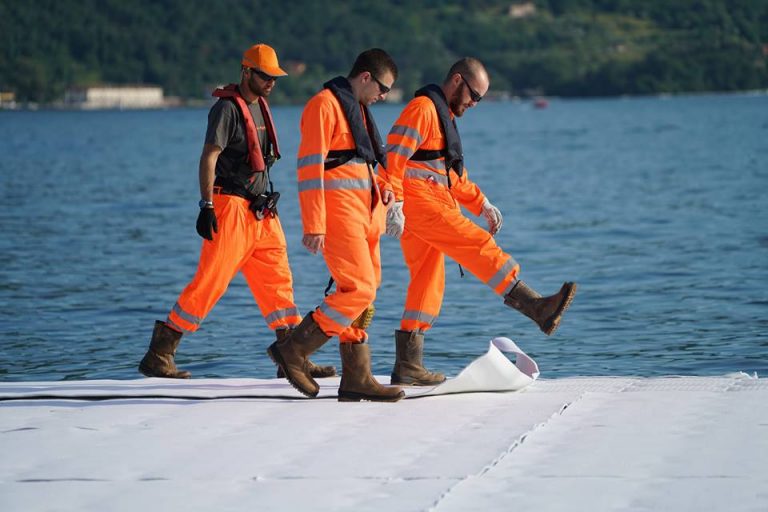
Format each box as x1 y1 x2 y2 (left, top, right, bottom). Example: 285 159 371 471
338 390 405 402
278 367 338 379
390 375 446 386
542 282 578 335
266 344 319 398
138 362 191 379
138 363 153 377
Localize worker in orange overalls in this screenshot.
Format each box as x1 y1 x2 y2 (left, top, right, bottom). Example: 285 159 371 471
268 49 404 402
138 44 334 380
381 57 577 386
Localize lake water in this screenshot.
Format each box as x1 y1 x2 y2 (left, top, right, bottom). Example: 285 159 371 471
1 94 766 381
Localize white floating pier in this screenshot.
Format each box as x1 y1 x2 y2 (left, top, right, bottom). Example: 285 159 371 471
0 341 765 511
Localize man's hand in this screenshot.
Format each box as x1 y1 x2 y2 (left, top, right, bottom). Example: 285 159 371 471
481 198 503 235
196 207 218 241
386 201 405 239
302 233 325 254
381 189 395 209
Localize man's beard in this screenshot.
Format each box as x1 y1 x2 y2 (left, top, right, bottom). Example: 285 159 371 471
449 85 465 116
247 77 271 98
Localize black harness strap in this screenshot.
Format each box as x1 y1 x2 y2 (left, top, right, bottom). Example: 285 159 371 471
324 149 357 170
324 277 335 297
410 149 444 161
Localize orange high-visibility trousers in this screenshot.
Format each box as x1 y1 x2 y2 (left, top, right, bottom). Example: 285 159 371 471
166 193 301 334
312 202 384 343
399 179 519 333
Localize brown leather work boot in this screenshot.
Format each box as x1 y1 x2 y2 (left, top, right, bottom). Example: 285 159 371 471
138 321 191 378
390 330 446 386
504 281 577 335
275 328 336 379
267 313 331 397
338 342 405 402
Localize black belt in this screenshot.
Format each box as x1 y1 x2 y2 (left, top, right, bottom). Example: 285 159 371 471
213 186 280 219
213 185 250 199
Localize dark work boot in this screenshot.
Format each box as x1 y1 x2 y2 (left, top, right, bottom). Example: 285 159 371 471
267 313 331 397
338 342 405 402
504 281 577 335
390 330 446 386
138 321 191 378
275 328 336 379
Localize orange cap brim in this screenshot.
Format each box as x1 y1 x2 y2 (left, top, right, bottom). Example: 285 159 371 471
241 59 288 77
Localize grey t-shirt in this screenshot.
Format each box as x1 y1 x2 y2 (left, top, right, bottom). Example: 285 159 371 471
205 98 270 196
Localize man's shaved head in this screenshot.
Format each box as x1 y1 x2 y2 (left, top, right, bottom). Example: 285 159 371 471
443 57 489 116
444 57 489 85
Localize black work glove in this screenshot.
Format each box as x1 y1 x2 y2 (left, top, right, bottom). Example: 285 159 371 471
196 208 218 241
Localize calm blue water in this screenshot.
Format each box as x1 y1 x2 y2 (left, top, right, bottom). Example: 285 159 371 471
1 94 767 381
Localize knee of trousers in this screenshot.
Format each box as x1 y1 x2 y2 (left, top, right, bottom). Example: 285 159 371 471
332 276 377 307
354 286 377 308
331 290 376 321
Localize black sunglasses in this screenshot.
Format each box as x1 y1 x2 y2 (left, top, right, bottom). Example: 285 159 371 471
251 68 278 82
371 74 391 95
459 74 483 103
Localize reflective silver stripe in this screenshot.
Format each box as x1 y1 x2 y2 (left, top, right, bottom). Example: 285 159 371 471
325 177 372 191
171 302 202 326
297 153 324 169
318 301 353 327
166 317 193 334
265 307 301 325
502 279 519 296
390 125 423 144
404 167 449 187
298 178 324 192
487 258 519 290
324 156 367 167
386 143 414 158
299 177 372 192
401 309 436 325
419 158 446 171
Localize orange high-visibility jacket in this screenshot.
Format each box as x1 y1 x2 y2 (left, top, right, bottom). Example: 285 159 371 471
380 96 485 215
297 89 391 235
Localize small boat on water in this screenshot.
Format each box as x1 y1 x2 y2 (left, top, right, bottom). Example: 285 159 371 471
533 97 549 109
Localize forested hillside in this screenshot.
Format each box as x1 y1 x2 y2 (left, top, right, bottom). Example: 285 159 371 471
2 0 767 103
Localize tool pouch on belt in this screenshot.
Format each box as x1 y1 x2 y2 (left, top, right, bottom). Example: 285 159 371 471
248 191 281 220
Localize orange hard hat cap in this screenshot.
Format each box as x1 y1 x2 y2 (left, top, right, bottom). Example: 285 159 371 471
241 44 288 77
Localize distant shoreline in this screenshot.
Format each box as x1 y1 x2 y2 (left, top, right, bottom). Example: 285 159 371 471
1 89 766 112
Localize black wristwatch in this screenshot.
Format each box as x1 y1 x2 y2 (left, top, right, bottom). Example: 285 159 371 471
198 199 214 209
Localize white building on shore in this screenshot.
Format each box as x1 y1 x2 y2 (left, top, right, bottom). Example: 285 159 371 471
0 91 17 109
64 85 165 109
